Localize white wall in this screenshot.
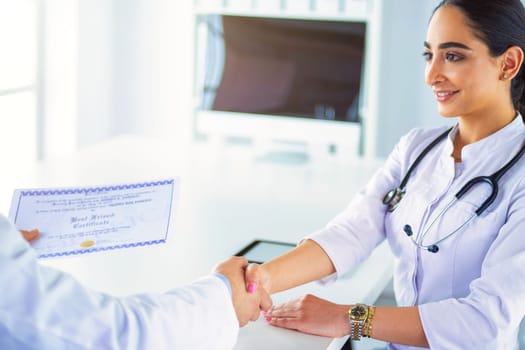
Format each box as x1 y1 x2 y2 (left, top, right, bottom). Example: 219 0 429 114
42 0 79 158
72 0 194 150
109 0 194 145
77 0 113 148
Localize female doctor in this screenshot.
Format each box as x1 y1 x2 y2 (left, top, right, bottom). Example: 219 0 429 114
246 1 525 349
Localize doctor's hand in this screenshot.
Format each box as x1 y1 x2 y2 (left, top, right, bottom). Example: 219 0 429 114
214 257 273 326
19 229 39 242
264 294 351 338
244 263 272 299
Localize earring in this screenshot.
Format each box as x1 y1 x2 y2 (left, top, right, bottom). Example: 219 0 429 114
503 73 509 79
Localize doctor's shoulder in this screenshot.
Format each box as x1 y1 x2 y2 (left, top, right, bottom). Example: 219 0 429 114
393 125 452 161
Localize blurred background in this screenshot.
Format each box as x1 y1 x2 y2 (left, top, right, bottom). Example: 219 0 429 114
1 0 449 169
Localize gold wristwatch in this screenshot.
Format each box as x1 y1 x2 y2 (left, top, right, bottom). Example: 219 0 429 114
348 304 369 341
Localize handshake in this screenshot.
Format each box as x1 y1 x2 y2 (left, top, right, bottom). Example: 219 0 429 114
214 256 271 327
16 227 349 344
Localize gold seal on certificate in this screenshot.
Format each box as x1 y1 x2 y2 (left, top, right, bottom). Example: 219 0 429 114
80 240 95 248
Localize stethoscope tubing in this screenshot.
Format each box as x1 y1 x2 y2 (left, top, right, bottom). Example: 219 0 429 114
389 124 525 252
383 127 452 213
457 139 525 216
410 198 477 251
398 127 452 190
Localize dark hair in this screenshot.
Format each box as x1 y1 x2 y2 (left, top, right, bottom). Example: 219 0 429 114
432 0 525 120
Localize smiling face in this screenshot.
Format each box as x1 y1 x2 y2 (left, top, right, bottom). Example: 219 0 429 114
424 5 507 121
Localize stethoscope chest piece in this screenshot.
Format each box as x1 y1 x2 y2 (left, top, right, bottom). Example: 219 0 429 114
383 187 405 212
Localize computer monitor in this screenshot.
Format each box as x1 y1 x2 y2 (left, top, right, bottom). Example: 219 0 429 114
194 14 368 155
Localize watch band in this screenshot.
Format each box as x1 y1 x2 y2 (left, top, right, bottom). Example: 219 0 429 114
351 320 364 340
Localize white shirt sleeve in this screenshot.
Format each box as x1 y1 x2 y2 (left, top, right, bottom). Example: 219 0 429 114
0 214 239 350
305 129 413 283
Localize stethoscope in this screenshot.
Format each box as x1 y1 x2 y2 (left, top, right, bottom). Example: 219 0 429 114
383 126 525 253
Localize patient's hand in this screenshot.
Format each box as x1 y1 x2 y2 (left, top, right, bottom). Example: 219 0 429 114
20 229 39 242
214 256 273 326
244 262 272 296
264 294 351 338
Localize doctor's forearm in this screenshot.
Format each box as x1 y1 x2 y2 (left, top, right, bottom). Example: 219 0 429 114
369 306 429 348
262 239 336 294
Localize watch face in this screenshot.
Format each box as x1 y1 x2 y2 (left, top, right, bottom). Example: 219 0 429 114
350 305 367 320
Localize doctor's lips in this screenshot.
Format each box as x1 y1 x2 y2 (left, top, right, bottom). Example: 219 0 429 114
433 89 459 102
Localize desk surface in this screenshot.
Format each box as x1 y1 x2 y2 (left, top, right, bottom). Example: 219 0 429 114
1 136 392 350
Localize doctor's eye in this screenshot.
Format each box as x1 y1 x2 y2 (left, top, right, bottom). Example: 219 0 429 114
445 52 464 62
422 51 433 62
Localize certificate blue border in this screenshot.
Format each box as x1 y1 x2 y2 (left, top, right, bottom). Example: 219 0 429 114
13 179 176 259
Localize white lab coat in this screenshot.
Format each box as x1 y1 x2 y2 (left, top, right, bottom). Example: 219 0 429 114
0 214 239 350
308 116 525 349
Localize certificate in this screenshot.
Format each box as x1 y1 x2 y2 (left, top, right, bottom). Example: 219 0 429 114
9 179 178 259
